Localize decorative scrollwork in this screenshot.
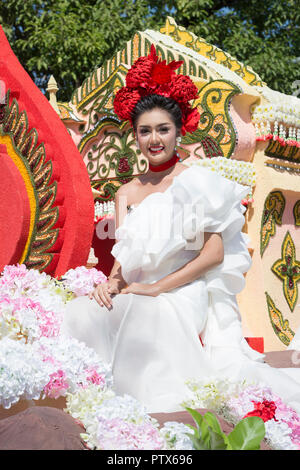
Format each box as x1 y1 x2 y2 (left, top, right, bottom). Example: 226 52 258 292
293 200 300 226
182 80 241 159
271 231 300 312
86 128 147 181
260 191 285 256
265 292 295 346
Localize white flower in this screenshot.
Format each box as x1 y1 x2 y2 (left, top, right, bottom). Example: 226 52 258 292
160 421 194 450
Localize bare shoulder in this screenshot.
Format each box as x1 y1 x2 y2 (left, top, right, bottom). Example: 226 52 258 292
115 179 138 206
174 162 189 175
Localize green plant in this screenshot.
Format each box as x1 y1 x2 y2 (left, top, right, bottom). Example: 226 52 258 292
185 408 266 450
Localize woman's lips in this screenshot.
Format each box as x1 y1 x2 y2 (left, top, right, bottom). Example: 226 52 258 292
149 146 164 155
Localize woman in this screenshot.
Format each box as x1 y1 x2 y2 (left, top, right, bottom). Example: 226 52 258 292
62 46 300 414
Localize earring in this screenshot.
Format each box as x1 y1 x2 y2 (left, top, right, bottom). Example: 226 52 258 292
176 136 182 145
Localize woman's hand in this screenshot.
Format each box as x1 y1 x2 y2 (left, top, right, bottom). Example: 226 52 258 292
89 280 120 309
120 282 160 297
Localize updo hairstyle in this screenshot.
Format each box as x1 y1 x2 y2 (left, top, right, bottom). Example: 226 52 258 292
131 94 182 133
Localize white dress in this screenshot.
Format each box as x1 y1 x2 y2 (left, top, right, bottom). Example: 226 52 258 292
61 163 300 414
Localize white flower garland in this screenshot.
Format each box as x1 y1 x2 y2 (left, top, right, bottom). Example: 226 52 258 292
251 86 300 147
94 200 115 223
185 157 256 188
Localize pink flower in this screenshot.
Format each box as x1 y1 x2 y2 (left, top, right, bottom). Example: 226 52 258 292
97 418 164 450
44 370 69 399
85 367 106 386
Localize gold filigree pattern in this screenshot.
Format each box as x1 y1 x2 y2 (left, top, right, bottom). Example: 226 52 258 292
160 17 265 87
265 292 295 346
182 79 241 158
293 200 300 226
260 191 285 256
271 231 300 312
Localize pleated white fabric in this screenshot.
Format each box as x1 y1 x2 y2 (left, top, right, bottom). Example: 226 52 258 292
62 164 300 413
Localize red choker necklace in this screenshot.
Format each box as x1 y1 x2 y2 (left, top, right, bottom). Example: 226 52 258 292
148 153 180 172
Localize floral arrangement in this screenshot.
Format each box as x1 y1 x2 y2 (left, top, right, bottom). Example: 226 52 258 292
251 86 300 148
185 157 256 207
61 265 107 297
1 263 300 451
0 264 111 409
65 386 166 450
113 44 200 135
183 377 300 450
94 200 115 224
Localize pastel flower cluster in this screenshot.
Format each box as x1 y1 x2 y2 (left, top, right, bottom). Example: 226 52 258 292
0 264 70 342
65 387 163 450
33 336 113 399
159 421 194 450
0 264 112 409
61 266 107 297
65 385 193 450
0 338 51 408
96 417 164 450
183 377 300 450
0 334 113 409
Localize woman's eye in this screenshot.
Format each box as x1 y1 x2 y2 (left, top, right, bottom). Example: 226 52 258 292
159 127 169 133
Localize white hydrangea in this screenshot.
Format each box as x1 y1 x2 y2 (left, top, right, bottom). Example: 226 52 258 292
0 338 50 408
160 421 194 450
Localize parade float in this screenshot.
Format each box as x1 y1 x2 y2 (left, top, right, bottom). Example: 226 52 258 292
0 17 299 450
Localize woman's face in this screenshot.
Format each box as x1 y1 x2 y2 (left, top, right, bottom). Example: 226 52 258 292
135 108 179 167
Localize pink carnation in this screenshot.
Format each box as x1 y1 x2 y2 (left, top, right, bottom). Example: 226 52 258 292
85 367 106 386
44 370 69 399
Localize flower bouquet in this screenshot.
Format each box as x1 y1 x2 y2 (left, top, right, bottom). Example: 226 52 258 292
0 264 111 417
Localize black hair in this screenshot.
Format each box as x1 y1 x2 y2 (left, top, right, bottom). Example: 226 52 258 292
131 94 182 132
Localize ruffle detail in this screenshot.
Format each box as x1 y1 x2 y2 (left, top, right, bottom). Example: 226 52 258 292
111 191 187 281
111 163 252 295
171 165 252 295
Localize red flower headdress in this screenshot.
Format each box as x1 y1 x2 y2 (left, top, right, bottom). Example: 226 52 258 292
113 45 200 135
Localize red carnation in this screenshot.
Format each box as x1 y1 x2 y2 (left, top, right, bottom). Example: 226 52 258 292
113 87 141 122
181 107 201 135
170 74 199 104
151 61 173 85
126 55 154 90
113 44 200 132
243 400 278 423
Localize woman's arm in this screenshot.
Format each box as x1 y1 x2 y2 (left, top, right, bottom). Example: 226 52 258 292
153 232 224 294
108 259 127 290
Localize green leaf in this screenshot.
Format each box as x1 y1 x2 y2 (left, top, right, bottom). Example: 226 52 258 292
186 432 210 450
185 408 210 447
202 411 223 435
185 408 227 450
227 417 266 450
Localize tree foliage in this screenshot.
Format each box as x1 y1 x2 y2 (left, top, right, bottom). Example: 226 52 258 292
0 0 299 102
175 0 300 96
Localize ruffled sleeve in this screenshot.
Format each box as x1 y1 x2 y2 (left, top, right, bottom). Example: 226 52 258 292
174 165 263 363
111 164 252 294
